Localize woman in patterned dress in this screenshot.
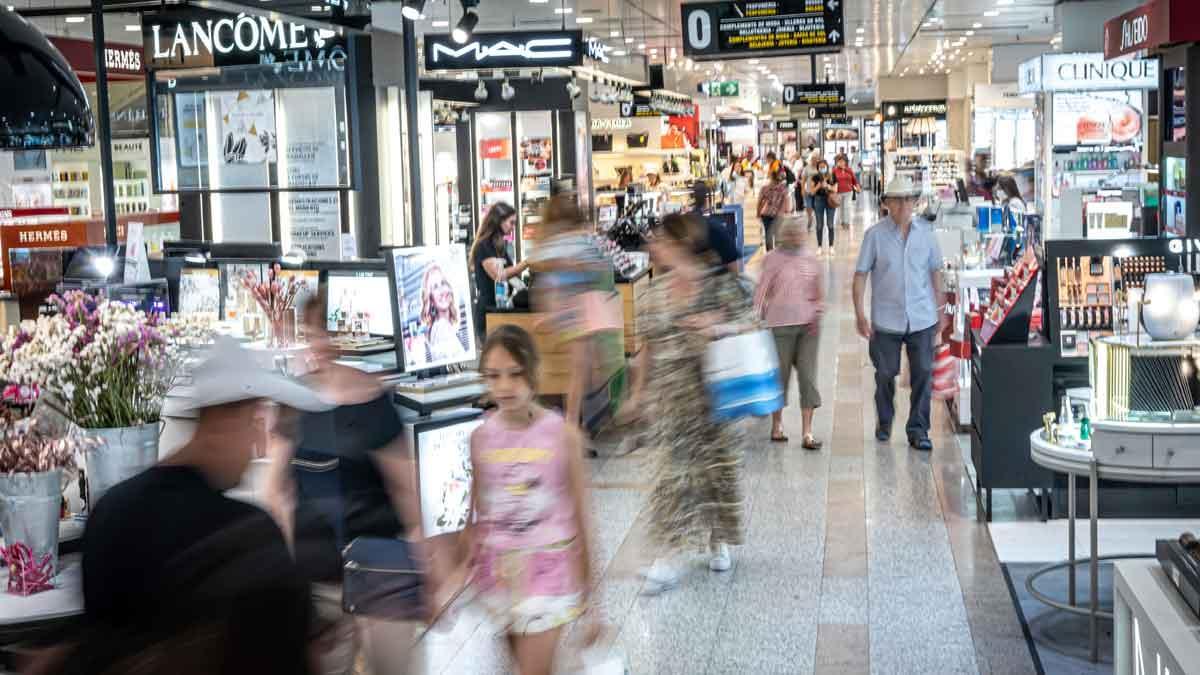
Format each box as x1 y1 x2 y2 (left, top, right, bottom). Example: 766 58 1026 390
621 213 754 595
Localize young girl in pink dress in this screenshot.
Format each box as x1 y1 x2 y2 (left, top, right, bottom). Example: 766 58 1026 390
462 325 594 674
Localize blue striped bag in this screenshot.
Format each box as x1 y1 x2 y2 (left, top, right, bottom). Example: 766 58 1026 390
703 328 785 422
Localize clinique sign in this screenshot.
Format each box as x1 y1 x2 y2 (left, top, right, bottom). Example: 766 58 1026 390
1020 53 1159 93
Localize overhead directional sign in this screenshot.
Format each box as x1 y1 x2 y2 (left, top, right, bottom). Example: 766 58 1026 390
681 0 845 61
807 105 847 120
782 82 845 107
699 80 741 97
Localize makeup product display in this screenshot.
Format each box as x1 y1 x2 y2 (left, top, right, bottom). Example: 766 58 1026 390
980 253 1040 345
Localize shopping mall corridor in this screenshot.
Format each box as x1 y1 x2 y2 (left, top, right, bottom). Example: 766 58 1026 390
417 204 1039 675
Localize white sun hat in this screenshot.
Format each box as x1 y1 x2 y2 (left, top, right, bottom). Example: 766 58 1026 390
882 174 922 198
183 336 334 413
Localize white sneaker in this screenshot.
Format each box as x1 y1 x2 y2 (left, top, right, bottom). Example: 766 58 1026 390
641 559 680 595
709 543 732 572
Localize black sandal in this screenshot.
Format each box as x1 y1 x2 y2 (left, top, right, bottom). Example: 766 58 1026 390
770 433 789 443
802 436 823 450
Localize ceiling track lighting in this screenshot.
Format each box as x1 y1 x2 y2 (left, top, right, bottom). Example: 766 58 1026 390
401 0 426 21
501 79 515 101
474 79 488 101
452 5 479 44
565 79 582 100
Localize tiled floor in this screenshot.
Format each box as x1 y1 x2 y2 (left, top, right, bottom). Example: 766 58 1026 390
414 204 1038 674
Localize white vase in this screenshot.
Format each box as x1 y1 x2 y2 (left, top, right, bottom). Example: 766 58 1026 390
1141 272 1200 341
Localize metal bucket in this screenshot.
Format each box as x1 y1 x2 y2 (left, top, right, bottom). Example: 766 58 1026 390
0 469 63 582
86 423 159 511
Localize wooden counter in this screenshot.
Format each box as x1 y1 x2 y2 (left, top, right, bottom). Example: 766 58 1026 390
484 312 601 397
618 271 651 354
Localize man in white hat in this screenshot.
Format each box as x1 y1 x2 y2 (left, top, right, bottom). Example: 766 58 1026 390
852 175 947 451
72 337 334 673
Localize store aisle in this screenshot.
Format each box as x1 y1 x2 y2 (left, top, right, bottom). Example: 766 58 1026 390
414 201 1037 675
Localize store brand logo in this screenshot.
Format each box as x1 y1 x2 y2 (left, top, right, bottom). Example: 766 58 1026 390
586 38 610 63
429 38 575 65
149 14 336 59
17 230 69 244
104 47 142 73
1120 14 1150 52
1055 59 1155 83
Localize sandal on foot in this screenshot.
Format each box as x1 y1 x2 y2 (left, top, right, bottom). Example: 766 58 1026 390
802 436 823 450
770 433 789 443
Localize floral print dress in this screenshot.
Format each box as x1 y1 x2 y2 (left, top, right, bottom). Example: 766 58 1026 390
639 269 752 552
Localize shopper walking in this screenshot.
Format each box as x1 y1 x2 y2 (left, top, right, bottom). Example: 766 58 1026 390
853 175 948 451
832 153 861 229
65 338 325 675
622 213 752 594
453 325 596 675
807 159 838 256
756 168 791 252
801 151 822 226
266 296 426 675
471 202 530 340
754 217 824 449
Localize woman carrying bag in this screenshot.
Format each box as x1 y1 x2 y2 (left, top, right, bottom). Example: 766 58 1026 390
832 153 861 229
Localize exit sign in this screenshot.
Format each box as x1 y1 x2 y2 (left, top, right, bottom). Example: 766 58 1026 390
700 80 740 97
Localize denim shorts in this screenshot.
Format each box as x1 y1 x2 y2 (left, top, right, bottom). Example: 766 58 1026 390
803 195 814 209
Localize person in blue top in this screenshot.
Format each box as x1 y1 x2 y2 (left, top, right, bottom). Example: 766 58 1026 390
852 175 948 451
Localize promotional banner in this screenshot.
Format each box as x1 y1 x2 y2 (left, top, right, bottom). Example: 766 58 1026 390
286 192 341 260
1052 90 1143 147
174 92 207 169
213 89 277 165
681 0 845 60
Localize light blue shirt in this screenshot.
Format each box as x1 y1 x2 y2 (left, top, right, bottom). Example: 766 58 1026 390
855 216 943 334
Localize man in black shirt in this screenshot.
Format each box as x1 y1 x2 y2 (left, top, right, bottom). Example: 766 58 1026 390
66 338 333 674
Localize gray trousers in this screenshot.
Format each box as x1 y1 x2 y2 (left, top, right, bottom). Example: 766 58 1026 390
868 324 936 438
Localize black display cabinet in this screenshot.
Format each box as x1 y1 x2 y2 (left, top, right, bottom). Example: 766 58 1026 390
1158 43 1200 239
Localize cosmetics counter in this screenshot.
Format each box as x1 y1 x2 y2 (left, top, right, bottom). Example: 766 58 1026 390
967 235 1200 520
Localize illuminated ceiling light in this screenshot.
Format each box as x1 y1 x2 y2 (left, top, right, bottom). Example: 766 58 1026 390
998 0 1014 4
311 4 324 10
983 9 999 17
64 15 86 23
637 42 646 49
624 37 634 43
749 58 760 64
610 30 620 37
856 26 865 34
554 7 573 13
612 49 626 56
400 0 426 20
968 51 975 57
965 30 975 36
452 10 478 43
575 16 592 23
124 24 140 32
972 22 982 29
432 20 448 27
852 98 859 104
531 0 549 3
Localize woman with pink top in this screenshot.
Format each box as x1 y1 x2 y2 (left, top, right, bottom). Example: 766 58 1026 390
458 325 594 674
754 217 825 449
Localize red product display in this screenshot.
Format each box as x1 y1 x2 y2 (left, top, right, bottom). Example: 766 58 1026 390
980 254 1041 345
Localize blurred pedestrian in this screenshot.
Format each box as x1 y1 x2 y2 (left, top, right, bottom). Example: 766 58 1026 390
801 151 822 226
62 337 328 674
453 325 595 675
471 202 530 340
529 191 624 447
853 175 948 452
832 153 861 229
623 213 752 594
265 294 426 675
807 159 838 256
756 168 791 252
689 182 741 275
754 217 824 449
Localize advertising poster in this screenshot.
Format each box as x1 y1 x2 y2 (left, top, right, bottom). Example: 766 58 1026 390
214 89 277 165
286 192 341 260
174 92 207 168
1165 156 1187 237
278 87 340 187
178 268 220 316
418 417 484 537
1052 90 1143 147
326 273 393 335
391 245 476 371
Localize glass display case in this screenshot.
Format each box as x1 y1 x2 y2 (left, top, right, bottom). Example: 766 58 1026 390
475 112 515 226
516 111 554 259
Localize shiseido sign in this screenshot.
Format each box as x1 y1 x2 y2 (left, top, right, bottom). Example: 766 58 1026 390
424 31 584 70
144 11 346 68
1021 53 1159 92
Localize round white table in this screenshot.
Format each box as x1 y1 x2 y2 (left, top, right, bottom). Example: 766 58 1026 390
0 553 83 648
1028 430 1200 662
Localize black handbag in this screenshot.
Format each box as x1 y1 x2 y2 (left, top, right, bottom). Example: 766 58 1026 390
342 536 424 621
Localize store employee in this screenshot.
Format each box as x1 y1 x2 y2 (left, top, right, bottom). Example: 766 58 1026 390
853 175 947 452
471 202 530 337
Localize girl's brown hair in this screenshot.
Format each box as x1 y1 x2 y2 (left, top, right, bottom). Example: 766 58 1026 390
481 325 541 391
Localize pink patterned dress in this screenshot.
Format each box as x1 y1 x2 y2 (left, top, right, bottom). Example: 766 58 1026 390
469 410 584 634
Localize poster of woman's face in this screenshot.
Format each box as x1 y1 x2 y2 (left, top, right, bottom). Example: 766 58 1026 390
392 245 476 372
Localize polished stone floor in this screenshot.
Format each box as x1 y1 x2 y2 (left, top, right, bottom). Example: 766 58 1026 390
414 203 1039 674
